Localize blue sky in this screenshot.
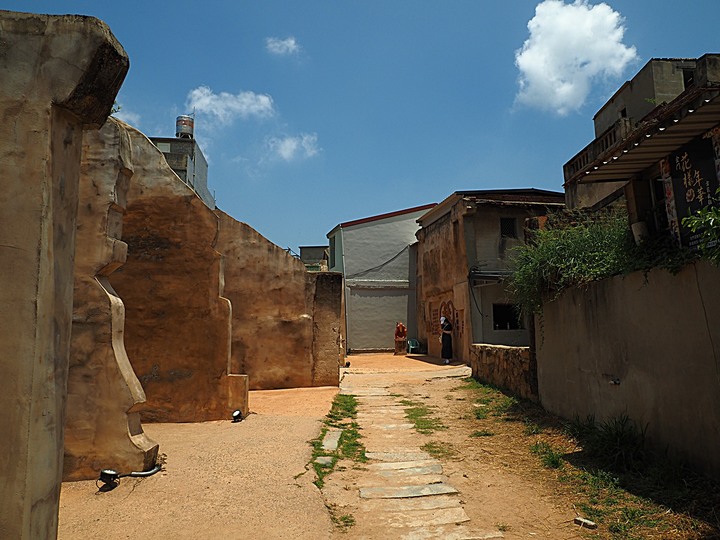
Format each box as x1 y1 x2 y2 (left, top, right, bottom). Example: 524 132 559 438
6 1 720 251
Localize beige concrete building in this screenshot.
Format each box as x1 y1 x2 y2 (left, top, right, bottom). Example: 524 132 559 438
415 189 564 364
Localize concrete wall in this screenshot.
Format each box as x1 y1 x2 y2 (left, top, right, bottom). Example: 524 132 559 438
109 127 248 422
64 118 159 481
466 208 526 271
537 260 720 479
565 180 627 210
593 59 690 136
470 345 537 401
0 10 127 539
215 210 342 390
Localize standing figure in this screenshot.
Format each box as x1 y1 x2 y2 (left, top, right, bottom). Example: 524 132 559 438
394 321 408 355
440 316 453 364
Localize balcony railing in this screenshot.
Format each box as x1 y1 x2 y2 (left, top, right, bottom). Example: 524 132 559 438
563 118 633 182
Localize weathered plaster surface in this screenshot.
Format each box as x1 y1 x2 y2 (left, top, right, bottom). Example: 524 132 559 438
215 210 342 390
65 118 159 480
416 212 468 361
0 10 127 539
537 260 720 479
109 128 248 422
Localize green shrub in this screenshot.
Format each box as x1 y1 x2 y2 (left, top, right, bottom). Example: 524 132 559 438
682 192 720 264
509 208 694 315
509 208 634 314
567 414 647 471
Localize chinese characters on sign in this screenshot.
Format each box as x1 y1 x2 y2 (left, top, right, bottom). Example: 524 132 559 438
666 132 720 248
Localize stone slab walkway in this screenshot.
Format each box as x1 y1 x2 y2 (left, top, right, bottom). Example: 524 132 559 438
335 365 504 540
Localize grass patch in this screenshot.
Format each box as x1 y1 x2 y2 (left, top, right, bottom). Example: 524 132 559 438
567 414 647 472
473 408 488 420
326 394 359 427
310 394 366 491
403 401 447 434
421 441 457 459
459 373 720 539
530 441 564 469
331 512 356 529
326 503 356 531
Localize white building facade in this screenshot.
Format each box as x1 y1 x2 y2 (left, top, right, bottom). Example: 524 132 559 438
327 204 436 353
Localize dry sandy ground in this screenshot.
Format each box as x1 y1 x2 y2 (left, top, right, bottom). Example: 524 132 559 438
58 354 582 539
58 386 339 540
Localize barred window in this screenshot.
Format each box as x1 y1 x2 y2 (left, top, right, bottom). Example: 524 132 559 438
500 217 517 238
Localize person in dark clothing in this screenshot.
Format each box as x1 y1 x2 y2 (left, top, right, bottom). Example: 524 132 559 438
440 316 453 364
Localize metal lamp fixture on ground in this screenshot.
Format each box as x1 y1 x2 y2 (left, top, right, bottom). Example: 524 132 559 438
97 464 162 490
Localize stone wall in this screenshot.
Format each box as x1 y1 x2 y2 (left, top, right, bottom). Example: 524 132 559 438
469 344 537 401
537 260 720 479
109 127 248 422
0 10 127 539
64 118 158 481
215 210 342 390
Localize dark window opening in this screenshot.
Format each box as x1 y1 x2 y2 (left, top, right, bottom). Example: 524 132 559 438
493 304 523 330
620 107 627 118
683 68 695 89
329 236 336 268
500 217 517 239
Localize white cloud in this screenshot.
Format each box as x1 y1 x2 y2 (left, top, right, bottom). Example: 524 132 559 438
267 133 320 161
265 36 301 56
112 106 141 127
515 0 638 115
186 86 275 124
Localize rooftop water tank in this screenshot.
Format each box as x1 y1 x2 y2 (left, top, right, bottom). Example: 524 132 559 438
176 115 194 139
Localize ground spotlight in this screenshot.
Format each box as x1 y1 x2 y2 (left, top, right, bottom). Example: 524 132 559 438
232 409 243 422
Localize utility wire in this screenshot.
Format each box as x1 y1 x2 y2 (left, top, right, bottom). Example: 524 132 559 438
345 245 410 279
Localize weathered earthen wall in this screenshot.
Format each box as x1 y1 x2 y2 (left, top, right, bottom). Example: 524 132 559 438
416 210 469 361
109 128 248 422
215 210 342 390
0 10 127 538
470 344 537 401
537 260 720 479
64 118 158 480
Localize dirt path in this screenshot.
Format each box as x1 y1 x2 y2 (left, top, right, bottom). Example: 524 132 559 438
322 355 583 539
58 387 339 540
58 355 583 539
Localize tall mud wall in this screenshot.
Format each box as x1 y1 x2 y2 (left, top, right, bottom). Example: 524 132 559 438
0 10 127 539
537 260 720 480
215 210 342 390
64 118 158 481
109 128 248 422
